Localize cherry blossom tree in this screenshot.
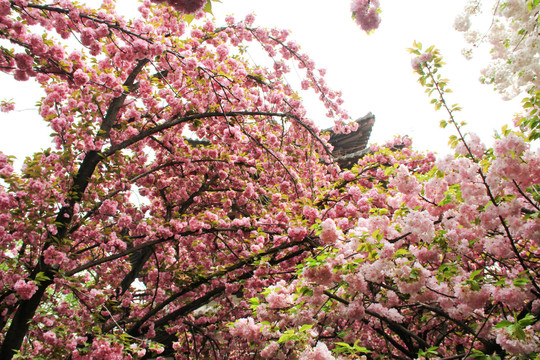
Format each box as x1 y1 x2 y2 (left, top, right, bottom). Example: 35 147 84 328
0 0 354 358
455 0 539 100
1 0 539 359
234 43 540 359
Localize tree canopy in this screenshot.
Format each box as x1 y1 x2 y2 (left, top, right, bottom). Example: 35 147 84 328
0 0 539 359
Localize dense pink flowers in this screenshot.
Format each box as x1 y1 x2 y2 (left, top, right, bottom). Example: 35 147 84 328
299 342 335 360
72 69 89 86
13 279 38 300
350 0 381 32
495 325 539 355
0 0 10 16
1 0 539 359
216 44 229 60
0 101 14 113
43 245 68 266
229 318 262 343
42 331 57 345
345 299 365 320
389 165 422 195
153 0 206 13
260 342 279 358
319 218 339 244
99 199 118 215
493 133 527 156
411 51 434 71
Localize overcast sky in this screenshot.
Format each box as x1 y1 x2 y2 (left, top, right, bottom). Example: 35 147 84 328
210 0 523 153
0 0 524 169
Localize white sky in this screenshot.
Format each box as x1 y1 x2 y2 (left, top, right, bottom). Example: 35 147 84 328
210 0 523 154
0 0 524 169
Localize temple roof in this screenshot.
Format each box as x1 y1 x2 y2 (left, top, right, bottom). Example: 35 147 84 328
327 113 375 169
185 113 376 169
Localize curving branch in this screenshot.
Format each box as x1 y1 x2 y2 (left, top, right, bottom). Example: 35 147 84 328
0 56 148 360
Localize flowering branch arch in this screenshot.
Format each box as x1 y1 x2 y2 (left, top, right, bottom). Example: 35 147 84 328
0 0 539 359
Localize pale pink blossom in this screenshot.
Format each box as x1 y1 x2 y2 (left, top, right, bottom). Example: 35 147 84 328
266 291 292 309
493 133 527 156
389 165 422 195
424 176 449 204
99 199 118 215
43 246 68 266
43 331 57 345
260 341 279 358
346 300 365 320
229 318 261 343
495 325 539 355
319 218 339 244
411 57 422 71
368 303 405 323
299 342 335 360
0 101 15 113
350 0 381 32
216 44 229 60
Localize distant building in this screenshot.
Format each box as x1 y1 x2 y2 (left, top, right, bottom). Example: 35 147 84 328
327 113 375 169
185 112 376 170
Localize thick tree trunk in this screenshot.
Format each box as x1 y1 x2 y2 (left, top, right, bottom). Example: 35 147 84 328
0 59 148 358
0 278 53 359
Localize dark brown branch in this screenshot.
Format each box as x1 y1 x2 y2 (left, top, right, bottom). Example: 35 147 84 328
323 291 429 355
419 303 495 350
128 238 310 336
103 111 301 157
23 3 154 43
513 179 540 211
99 59 149 140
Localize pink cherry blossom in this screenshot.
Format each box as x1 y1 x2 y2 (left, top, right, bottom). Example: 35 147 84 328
299 342 335 360
0 102 14 113
13 280 38 300
319 218 339 244
350 0 381 32
156 0 206 14
1 1 539 359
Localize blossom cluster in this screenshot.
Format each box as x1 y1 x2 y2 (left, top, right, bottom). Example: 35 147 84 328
0 0 356 358
152 0 206 14
0 100 14 113
231 133 540 358
0 0 538 359
350 0 382 32
455 0 540 99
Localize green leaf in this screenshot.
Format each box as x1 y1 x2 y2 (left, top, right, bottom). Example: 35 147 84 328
333 343 353 354
469 280 481 291
35 272 51 283
518 314 536 327
470 269 482 279
248 297 260 305
203 0 213 14
354 346 372 353
495 320 513 329
512 326 527 340
183 14 196 24
513 277 531 287
299 324 314 332
277 332 297 344
528 0 540 11
418 346 439 358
